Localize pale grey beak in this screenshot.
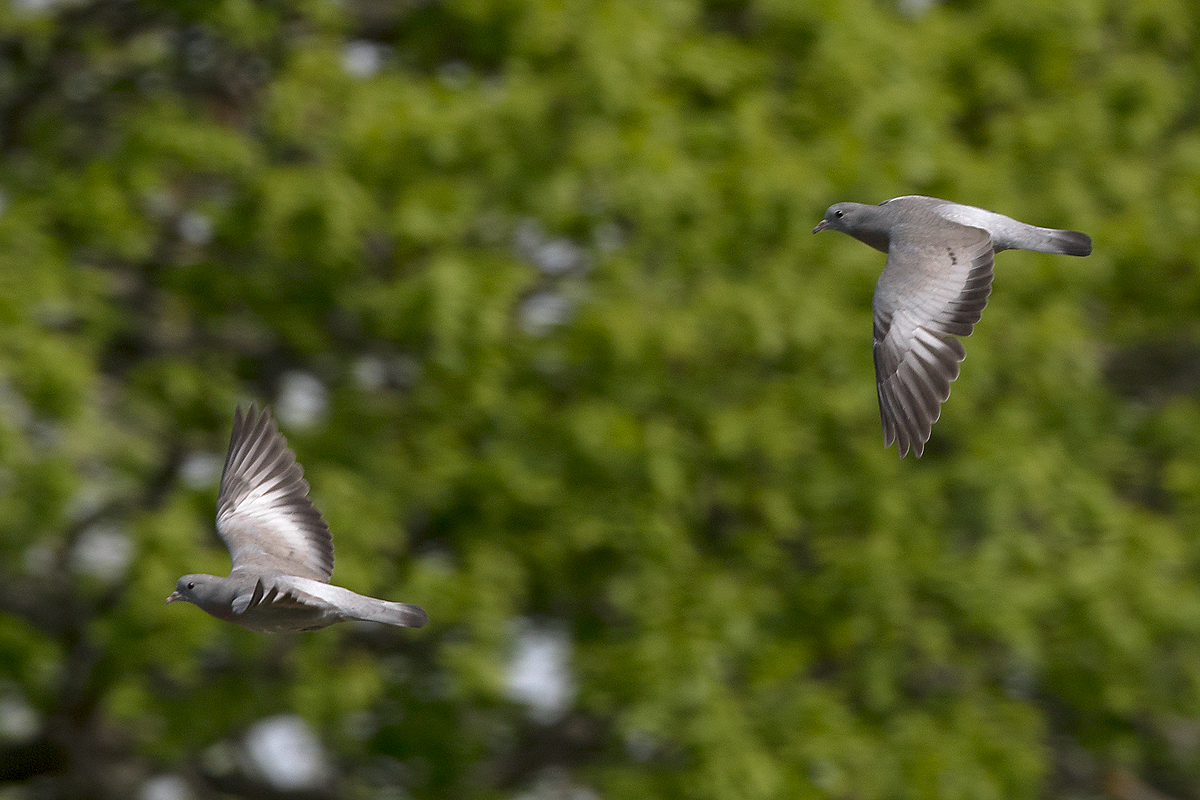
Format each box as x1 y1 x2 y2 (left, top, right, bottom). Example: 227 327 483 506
165 591 184 605
813 219 830 234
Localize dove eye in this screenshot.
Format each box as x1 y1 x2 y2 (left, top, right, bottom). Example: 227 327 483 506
187 582 195 589
834 210 844 218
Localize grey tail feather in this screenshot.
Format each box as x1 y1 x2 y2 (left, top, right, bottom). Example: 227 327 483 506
364 600 428 628
1049 229 1092 256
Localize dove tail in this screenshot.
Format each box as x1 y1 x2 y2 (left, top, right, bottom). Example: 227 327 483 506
1002 226 1092 256
363 600 428 628
1046 229 1092 257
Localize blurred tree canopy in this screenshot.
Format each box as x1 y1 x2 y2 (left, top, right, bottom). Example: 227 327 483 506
1 0 1200 798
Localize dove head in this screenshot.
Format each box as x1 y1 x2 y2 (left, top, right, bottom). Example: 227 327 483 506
166 574 222 607
813 202 890 252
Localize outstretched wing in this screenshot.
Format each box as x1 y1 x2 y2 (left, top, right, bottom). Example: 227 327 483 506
872 225 994 457
215 405 334 581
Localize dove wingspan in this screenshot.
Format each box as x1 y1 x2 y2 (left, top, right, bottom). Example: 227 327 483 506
871 225 995 457
216 405 335 582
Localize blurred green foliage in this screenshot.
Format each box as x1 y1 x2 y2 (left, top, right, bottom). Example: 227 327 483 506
1 0 1200 798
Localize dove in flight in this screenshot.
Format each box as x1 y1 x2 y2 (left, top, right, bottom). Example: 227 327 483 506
167 405 427 632
814 195 1091 457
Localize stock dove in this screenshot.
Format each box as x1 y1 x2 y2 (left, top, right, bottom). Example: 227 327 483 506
814 195 1091 457
167 405 427 632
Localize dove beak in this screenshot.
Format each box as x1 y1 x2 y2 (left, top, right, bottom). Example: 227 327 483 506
165 591 183 605
813 219 830 234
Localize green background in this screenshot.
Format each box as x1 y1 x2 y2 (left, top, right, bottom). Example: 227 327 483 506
1 0 1199 798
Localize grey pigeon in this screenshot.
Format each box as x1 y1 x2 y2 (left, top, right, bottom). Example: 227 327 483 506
814 195 1091 457
167 405 427 632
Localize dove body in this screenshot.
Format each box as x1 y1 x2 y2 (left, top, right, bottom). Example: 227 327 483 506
814 195 1091 457
168 572 426 633
167 406 427 632
814 196 1092 257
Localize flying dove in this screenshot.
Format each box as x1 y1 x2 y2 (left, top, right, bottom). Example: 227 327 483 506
167 405 427 632
814 195 1092 457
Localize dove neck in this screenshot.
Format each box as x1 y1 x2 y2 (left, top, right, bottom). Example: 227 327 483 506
194 575 246 621
848 224 890 253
